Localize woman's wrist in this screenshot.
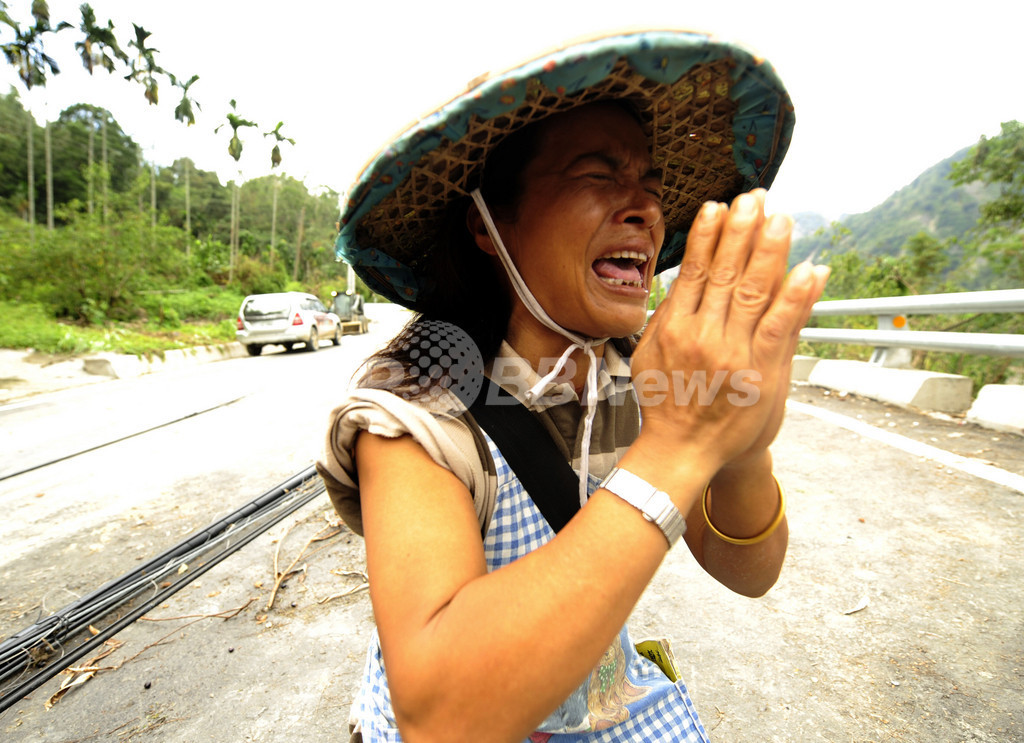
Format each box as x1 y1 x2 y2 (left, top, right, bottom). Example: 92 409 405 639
703 450 781 542
616 432 719 513
702 475 786 545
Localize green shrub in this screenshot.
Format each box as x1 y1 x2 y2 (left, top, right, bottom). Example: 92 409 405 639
0 300 237 354
135 288 245 323
234 256 287 296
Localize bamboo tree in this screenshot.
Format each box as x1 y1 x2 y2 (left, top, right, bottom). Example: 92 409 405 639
125 23 164 241
170 72 200 245
293 204 305 281
0 1 70 238
264 120 293 263
74 2 127 217
215 100 257 283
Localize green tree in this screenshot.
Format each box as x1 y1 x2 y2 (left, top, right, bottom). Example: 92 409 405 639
950 120 1024 286
215 100 257 282
125 22 167 236
263 121 293 258
74 2 128 216
0 86 33 214
56 103 141 197
900 231 951 294
160 157 230 241
170 71 200 239
0 0 71 235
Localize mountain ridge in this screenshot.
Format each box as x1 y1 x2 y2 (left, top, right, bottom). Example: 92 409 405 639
788 145 996 269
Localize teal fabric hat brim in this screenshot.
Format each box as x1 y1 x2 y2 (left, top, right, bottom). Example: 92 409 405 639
337 30 794 309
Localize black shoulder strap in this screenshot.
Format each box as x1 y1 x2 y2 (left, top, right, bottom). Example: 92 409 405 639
468 380 581 533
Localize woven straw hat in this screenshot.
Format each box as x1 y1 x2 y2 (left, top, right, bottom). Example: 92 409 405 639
337 30 794 309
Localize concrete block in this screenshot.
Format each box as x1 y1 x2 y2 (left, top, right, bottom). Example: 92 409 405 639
807 359 974 414
83 343 246 380
791 355 821 382
967 384 1024 434
82 353 143 379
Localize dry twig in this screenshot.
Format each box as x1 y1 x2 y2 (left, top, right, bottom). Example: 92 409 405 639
266 524 343 611
44 600 255 708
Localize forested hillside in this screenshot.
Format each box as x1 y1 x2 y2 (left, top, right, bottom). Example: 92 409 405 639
0 86 351 357
0 1 363 356
791 148 997 276
0 88 342 299
792 121 1024 389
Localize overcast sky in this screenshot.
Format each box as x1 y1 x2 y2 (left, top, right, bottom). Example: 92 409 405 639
3 0 1022 221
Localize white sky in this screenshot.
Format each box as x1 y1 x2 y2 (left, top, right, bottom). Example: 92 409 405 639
3 0 1022 220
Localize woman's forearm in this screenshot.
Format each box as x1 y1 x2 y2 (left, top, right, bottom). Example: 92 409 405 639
685 449 789 597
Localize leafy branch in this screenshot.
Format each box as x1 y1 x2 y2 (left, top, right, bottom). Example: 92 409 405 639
264 121 294 168
216 99 258 162
124 23 163 105
0 0 71 90
75 2 127 75
170 72 200 125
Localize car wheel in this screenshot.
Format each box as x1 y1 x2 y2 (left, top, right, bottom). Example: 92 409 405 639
307 327 319 352
332 326 342 346
246 344 262 357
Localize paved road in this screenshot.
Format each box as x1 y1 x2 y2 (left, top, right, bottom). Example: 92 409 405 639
1 326 1022 741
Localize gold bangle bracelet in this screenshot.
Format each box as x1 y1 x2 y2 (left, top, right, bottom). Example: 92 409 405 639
702 474 786 546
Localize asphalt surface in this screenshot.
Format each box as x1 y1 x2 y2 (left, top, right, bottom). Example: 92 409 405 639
1 345 1022 742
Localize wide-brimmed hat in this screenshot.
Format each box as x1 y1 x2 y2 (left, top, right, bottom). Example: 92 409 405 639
337 30 795 310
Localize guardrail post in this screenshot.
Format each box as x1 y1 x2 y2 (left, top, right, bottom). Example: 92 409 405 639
869 314 913 368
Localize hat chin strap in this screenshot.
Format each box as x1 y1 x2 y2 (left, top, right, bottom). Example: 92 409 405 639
471 188 606 507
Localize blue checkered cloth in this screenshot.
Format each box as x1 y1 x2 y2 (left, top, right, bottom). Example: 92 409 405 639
351 433 708 742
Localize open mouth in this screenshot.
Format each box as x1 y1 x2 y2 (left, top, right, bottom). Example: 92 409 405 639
592 250 649 289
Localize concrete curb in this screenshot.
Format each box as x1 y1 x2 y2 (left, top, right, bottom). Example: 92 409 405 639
967 384 1024 435
799 358 974 415
82 343 248 380
791 355 821 381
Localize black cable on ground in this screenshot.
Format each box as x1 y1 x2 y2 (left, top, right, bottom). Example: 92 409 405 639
0 465 325 715
0 396 244 482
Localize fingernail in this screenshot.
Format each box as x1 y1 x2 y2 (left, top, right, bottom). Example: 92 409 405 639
699 201 718 220
765 213 792 237
735 193 756 216
790 262 812 287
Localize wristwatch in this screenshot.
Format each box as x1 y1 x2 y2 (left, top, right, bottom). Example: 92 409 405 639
599 467 686 548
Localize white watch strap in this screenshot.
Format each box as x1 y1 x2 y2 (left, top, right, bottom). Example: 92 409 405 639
599 467 686 547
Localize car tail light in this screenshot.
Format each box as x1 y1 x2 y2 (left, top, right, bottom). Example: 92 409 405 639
292 312 304 326
236 316 243 330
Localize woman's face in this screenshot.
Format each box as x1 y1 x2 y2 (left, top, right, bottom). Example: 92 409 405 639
488 102 665 341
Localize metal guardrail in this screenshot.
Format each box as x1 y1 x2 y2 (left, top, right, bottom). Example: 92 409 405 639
801 289 1024 362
